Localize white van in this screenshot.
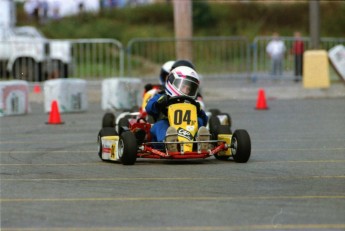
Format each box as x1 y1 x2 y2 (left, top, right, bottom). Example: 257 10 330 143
14 26 73 79
0 26 72 81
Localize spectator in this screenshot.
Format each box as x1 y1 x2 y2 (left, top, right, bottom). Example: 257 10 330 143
292 31 305 82
39 0 49 24
266 32 286 79
24 0 40 23
51 0 61 20
77 0 85 13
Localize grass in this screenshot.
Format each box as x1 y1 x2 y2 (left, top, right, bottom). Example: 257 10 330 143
13 1 345 79
15 1 345 44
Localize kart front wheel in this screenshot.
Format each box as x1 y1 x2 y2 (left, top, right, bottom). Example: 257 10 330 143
98 127 118 160
231 129 251 163
209 115 221 139
118 131 137 165
214 125 231 161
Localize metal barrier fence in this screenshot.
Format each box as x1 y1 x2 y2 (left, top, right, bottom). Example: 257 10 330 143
252 36 345 80
127 36 250 79
1 36 344 82
0 38 123 82
70 39 124 79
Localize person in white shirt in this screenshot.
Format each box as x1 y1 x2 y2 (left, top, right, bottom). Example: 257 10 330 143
266 32 286 79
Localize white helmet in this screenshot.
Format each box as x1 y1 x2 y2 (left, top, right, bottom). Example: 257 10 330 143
159 60 175 85
165 66 200 99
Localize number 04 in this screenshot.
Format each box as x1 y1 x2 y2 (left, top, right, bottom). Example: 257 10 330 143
174 110 191 125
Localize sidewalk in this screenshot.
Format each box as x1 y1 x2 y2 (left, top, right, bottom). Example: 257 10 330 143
28 79 345 103
201 79 345 101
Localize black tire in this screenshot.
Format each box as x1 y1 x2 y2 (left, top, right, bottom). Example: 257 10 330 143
118 131 137 165
147 115 155 124
214 125 231 161
209 108 221 116
231 129 251 163
218 112 232 128
102 112 116 128
63 63 69 78
209 115 221 139
118 117 130 135
97 127 118 160
12 58 41 82
49 60 67 79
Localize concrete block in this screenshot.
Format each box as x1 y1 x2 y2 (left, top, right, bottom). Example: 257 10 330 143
102 77 143 111
303 50 330 88
328 44 345 83
44 78 88 113
0 80 30 116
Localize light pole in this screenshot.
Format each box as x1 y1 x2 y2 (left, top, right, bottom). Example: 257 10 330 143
309 0 320 49
173 0 193 60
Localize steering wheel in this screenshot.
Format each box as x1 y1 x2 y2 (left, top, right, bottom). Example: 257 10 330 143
167 95 200 111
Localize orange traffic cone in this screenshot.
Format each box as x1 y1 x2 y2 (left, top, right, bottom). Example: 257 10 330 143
255 88 269 110
46 100 64 124
33 83 41 93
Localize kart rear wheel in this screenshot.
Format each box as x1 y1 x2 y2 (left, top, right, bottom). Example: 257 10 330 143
209 115 221 139
218 112 232 128
118 117 130 135
118 131 137 165
102 112 116 128
209 108 221 116
97 127 118 160
231 129 251 163
214 125 231 161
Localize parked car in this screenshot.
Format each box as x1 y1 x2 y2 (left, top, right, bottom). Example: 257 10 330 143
0 26 72 81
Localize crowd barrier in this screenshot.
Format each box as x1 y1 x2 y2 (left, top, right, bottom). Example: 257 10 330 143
0 36 344 82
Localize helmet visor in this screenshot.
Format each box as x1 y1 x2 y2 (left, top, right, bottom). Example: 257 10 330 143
173 78 199 98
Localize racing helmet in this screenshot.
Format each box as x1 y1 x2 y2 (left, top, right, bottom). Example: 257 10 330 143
165 66 200 99
159 60 175 85
170 59 195 71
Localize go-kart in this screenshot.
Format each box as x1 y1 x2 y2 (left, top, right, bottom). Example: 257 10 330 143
97 96 251 165
101 83 232 135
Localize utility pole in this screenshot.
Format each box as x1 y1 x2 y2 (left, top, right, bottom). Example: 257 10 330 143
173 0 193 61
309 0 320 49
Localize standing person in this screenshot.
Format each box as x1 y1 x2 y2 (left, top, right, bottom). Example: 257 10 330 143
39 0 49 24
51 0 61 20
266 32 286 79
292 31 305 82
24 0 39 23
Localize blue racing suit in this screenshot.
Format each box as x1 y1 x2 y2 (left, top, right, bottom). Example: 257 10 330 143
145 93 208 142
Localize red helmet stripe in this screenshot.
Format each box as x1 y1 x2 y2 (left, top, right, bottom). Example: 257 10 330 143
176 71 186 78
167 82 180 96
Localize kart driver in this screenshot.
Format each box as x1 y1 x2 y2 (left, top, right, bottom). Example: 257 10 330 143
141 59 205 114
145 66 209 151
139 60 175 115
170 60 205 110
140 59 198 115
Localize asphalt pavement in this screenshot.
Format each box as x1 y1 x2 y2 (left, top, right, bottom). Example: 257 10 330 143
1 78 345 231
28 78 345 105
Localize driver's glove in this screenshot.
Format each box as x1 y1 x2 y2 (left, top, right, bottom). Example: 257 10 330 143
195 101 201 114
156 94 168 110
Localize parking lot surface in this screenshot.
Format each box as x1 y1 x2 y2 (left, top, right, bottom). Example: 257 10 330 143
1 79 345 230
